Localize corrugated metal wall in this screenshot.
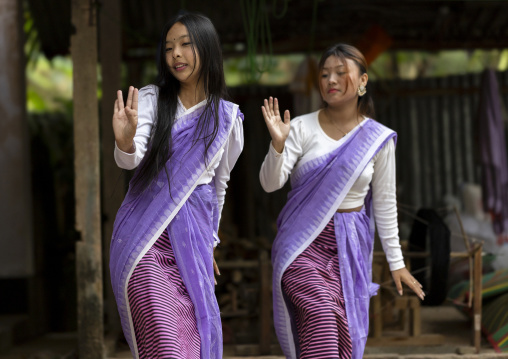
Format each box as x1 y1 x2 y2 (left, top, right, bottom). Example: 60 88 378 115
371 71 508 209
227 71 508 237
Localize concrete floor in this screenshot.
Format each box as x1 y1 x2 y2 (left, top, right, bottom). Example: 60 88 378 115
1 305 508 358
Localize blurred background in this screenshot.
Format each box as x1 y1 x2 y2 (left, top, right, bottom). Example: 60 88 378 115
2 0 508 358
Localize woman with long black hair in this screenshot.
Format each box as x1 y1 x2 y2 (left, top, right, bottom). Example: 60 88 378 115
109 11 244 359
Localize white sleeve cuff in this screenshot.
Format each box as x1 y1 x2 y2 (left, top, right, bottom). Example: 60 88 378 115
269 141 283 157
389 259 406 272
114 141 141 170
114 141 137 155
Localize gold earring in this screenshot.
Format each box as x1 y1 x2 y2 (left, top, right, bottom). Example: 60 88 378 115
357 85 366 96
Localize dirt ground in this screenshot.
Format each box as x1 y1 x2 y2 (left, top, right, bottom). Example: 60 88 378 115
1 305 507 359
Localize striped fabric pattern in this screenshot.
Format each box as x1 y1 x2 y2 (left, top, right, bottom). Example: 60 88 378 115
449 268 508 352
282 218 353 359
127 228 200 359
271 119 394 359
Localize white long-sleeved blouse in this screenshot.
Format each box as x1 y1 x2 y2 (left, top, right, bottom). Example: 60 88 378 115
114 85 244 244
259 110 404 271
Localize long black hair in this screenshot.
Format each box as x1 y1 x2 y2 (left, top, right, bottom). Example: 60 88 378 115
318 43 375 118
130 11 228 193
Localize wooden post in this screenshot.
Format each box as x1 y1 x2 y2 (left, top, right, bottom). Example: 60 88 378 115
259 250 272 354
71 0 104 357
99 0 123 346
0 0 34 281
409 297 421 337
472 242 483 353
0 0 40 339
371 263 383 338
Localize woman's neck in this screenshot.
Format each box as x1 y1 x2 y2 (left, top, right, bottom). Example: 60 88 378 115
323 102 361 126
178 81 206 109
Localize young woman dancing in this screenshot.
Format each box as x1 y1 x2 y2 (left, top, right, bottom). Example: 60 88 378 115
109 11 244 359
260 43 424 359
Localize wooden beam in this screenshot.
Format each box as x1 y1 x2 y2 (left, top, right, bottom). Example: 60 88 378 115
0 0 39 339
473 243 483 354
71 0 104 357
259 250 272 355
0 0 34 279
99 0 123 348
371 263 383 339
367 334 445 347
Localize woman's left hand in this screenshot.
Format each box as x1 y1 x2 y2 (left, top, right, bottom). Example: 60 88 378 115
391 267 425 301
213 248 220 285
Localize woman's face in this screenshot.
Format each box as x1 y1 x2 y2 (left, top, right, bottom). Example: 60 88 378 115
165 22 201 85
319 55 367 107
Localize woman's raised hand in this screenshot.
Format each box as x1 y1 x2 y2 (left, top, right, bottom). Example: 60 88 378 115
113 86 138 153
261 97 290 153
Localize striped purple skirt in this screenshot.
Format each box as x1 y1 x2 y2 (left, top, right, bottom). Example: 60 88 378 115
127 228 200 359
282 217 353 359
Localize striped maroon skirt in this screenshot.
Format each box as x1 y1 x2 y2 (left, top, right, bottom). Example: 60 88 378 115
282 217 353 359
127 228 200 359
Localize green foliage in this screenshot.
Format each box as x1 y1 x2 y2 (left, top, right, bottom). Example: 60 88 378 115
26 56 73 113
225 54 306 87
369 49 508 80
23 0 41 69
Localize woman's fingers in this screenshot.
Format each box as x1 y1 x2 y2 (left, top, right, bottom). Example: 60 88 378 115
284 109 291 125
114 99 119 114
264 98 271 118
261 106 269 123
213 258 220 276
213 257 220 285
392 268 425 301
274 97 280 116
126 86 134 108
117 90 124 110
269 97 275 117
132 88 139 111
404 276 425 300
395 276 403 296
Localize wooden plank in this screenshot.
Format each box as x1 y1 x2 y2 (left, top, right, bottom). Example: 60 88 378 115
71 0 104 357
394 297 408 310
99 0 123 346
366 334 445 347
220 260 259 269
259 250 272 355
374 250 472 259
371 263 383 338
409 297 421 337
473 243 483 353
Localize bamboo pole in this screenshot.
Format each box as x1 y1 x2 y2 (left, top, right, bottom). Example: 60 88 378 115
99 0 123 347
473 242 483 353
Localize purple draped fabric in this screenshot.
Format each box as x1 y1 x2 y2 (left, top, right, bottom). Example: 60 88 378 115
477 69 508 234
110 100 242 359
272 119 396 359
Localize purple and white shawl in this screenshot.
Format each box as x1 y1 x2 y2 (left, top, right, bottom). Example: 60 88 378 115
110 100 242 359
272 119 396 359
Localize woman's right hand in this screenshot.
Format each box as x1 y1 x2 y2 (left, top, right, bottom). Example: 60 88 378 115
113 86 138 153
261 97 290 153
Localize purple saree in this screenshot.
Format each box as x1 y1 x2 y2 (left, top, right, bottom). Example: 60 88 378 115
272 119 396 359
110 100 242 359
